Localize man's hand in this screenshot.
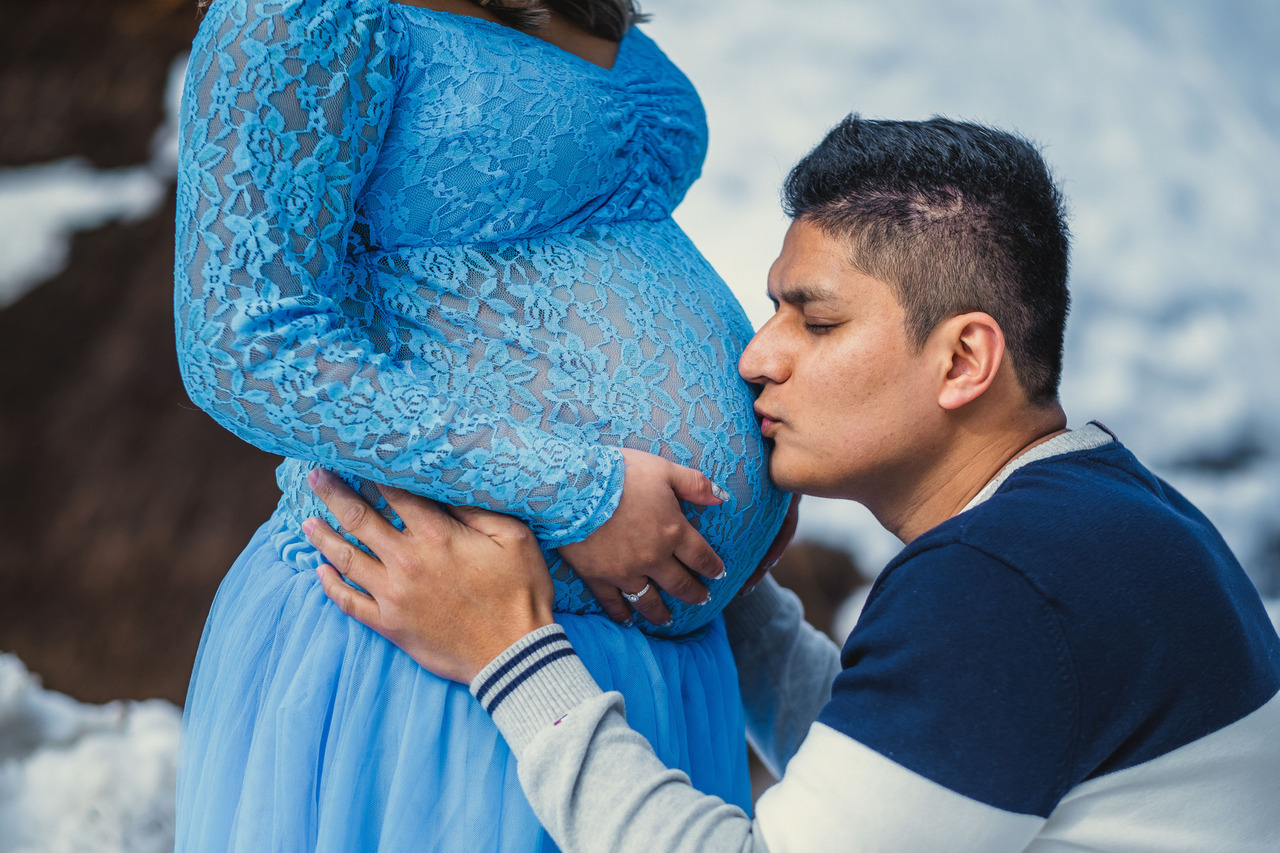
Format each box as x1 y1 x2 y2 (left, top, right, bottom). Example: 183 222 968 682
738 494 800 596
304 468 554 684
559 447 727 627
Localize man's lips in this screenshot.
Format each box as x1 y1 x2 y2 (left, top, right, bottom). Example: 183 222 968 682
754 406 780 437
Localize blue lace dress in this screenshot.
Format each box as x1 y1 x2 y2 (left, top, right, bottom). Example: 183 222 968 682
174 1 789 849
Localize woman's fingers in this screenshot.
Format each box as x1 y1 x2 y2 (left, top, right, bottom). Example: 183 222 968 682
660 456 727 579
662 456 729 508
620 577 674 627
587 576 674 628
558 448 729 613
586 578 635 625
316 564 381 627
672 527 725 580
648 559 711 608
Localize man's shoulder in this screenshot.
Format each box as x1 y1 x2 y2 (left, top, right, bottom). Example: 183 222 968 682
877 437 1280 780
899 439 1254 638
919 440 1216 572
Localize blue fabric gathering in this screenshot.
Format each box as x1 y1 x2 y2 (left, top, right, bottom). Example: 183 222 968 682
173 0 789 849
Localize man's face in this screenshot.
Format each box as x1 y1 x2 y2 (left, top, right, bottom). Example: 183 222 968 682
738 219 942 501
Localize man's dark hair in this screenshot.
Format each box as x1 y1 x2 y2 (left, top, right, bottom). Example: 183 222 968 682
783 116 1071 404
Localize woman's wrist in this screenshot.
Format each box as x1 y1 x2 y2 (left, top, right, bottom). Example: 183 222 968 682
533 443 626 548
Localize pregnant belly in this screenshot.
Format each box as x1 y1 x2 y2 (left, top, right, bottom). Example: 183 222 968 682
357 221 790 635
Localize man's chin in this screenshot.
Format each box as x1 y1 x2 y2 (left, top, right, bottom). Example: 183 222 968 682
768 456 851 501
766 458 812 495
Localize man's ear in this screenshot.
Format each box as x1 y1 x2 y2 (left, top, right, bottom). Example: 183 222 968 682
934 312 1004 411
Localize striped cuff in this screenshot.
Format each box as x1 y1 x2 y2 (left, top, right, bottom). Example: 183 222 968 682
469 624 603 756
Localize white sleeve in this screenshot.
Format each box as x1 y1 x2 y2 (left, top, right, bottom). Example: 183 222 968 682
471 626 769 853
473 625 1045 853
753 723 1044 852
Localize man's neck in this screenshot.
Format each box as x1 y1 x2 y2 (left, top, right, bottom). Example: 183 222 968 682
883 405 1068 543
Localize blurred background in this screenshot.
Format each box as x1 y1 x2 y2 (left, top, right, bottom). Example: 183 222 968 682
0 0 1276 849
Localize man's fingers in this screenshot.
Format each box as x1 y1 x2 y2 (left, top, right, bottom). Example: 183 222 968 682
738 496 798 599
586 579 635 626
736 563 771 597
444 504 533 544
316 564 381 628
761 493 800 566
376 483 449 533
309 468 396 553
304 517 382 594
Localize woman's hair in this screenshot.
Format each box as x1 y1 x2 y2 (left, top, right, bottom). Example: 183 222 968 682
467 0 647 41
194 2 648 40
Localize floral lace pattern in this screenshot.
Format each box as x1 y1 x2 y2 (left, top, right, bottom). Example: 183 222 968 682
175 0 789 635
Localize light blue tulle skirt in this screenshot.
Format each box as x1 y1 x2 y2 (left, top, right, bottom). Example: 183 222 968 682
176 509 750 852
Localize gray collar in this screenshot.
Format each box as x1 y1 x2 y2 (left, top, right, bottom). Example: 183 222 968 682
960 422 1115 513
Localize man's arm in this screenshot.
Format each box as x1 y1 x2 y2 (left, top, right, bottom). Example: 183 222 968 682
467 625 770 853
723 577 842 776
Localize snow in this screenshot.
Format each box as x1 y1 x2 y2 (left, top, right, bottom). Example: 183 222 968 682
0 655 179 852
0 162 165 309
0 55 184 310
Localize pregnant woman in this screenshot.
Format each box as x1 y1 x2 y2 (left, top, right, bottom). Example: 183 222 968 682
174 0 789 849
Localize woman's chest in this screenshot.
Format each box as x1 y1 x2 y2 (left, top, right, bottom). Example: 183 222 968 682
357 14 706 243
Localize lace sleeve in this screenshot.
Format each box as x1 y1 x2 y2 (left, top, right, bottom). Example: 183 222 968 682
174 0 624 546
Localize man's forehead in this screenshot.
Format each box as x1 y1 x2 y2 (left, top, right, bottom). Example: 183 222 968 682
767 219 866 305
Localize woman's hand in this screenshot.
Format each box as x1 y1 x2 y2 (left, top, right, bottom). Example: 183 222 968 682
558 448 728 627
304 469 554 684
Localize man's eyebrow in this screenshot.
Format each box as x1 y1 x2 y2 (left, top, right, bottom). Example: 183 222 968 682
769 283 840 306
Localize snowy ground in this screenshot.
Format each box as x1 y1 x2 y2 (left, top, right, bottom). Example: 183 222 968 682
0 55 184 312
0 655 179 853
1 2 1277 849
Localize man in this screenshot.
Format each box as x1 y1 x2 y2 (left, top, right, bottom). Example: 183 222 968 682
301 117 1280 851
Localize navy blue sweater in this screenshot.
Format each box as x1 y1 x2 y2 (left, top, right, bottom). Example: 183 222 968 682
820 438 1280 818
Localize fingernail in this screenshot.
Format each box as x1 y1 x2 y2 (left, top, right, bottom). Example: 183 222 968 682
762 559 780 572
661 618 674 627
740 583 759 597
698 594 711 606
710 482 730 503
713 568 727 581
301 519 316 538
307 468 321 488
622 617 633 628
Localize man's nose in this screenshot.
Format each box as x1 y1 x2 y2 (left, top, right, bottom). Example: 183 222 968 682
738 318 786 385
